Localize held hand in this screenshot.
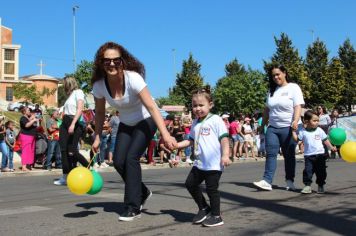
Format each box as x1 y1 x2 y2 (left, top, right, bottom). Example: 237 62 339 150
164 135 178 151
221 156 232 167
291 121 298 131
68 124 75 134
92 137 101 154
331 146 337 152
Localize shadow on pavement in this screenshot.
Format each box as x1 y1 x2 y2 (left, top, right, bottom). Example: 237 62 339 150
63 210 98 218
75 201 125 216
160 209 195 223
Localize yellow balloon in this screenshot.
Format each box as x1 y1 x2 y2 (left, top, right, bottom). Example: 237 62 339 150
67 167 94 195
340 141 356 163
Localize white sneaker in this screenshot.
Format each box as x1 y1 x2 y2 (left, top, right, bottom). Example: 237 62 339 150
301 185 312 194
93 163 100 169
54 177 67 186
253 180 272 191
100 162 109 168
286 180 296 191
186 159 193 164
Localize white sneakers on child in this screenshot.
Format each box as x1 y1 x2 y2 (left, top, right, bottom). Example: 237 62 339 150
253 180 272 191
54 176 67 186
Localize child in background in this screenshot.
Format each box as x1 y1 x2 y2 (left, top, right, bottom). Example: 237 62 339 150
4 121 15 172
292 110 336 194
176 87 231 227
0 117 10 172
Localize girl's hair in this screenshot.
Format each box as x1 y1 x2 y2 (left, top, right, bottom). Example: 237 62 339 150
192 85 212 102
92 41 145 84
317 105 327 114
304 110 318 122
5 120 13 128
63 76 79 96
268 65 289 97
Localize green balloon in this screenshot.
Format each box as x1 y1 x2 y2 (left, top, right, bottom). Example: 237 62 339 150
87 170 104 195
328 128 347 146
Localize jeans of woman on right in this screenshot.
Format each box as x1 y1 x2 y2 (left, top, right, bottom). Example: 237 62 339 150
263 126 297 184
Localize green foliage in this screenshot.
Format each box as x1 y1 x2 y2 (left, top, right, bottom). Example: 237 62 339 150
338 39 356 111
264 33 312 104
213 68 267 115
305 39 329 105
224 58 246 77
12 83 56 105
171 53 204 109
66 60 94 93
57 85 66 107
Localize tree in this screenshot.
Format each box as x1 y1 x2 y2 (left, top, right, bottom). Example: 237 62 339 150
213 67 267 115
171 53 204 108
305 38 329 106
12 82 56 105
264 33 312 104
338 39 356 112
224 58 246 77
66 60 94 93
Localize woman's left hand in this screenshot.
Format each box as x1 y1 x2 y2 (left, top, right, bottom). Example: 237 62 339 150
291 121 298 131
68 124 75 134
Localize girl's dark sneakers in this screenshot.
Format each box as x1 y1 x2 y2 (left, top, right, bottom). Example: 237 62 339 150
202 215 224 227
192 207 211 224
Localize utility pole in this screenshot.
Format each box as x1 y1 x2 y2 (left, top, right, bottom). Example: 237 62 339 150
73 6 79 71
172 48 176 81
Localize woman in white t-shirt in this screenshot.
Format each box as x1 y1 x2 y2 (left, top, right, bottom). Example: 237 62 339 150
253 65 304 191
91 42 176 222
54 76 89 186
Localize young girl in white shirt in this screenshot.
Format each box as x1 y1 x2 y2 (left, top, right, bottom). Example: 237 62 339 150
177 87 231 227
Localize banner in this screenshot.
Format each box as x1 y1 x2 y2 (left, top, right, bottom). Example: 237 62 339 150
337 116 356 141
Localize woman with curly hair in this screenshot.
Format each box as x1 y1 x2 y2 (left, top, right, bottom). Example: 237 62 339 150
91 42 176 221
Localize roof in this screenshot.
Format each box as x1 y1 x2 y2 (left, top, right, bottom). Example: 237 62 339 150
21 74 60 82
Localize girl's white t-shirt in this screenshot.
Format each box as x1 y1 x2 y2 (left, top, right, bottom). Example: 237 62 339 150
64 89 85 116
267 83 305 128
92 70 151 126
189 114 229 171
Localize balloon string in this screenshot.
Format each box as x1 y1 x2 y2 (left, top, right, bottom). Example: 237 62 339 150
87 152 98 169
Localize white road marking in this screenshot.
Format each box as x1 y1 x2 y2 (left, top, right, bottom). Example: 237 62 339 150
0 206 51 216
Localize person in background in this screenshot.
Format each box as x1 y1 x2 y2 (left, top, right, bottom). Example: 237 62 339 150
182 115 193 164
108 110 120 164
317 105 331 134
54 76 89 185
19 106 39 172
4 120 15 172
292 110 336 194
329 109 341 159
229 115 239 160
253 65 304 191
0 117 10 172
46 109 62 171
95 115 110 168
242 117 256 159
91 42 176 221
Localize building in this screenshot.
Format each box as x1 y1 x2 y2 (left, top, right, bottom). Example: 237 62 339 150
0 20 59 110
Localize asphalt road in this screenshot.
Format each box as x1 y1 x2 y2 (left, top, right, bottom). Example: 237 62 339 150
0 159 355 236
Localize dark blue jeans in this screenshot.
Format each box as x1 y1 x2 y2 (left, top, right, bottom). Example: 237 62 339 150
46 140 62 168
263 126 297 184
303 154 327 186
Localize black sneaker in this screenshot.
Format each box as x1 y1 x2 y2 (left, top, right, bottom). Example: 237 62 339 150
140 189 152 210
119 209 141 222
202 215 224 227
192 207 211 224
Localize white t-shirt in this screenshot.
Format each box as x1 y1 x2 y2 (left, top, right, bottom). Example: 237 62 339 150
267 83 304 128
319 114 331 126
64 89 85 116
92 70 151 126
242 124 253 141
298 127 327 156
189 114 229 171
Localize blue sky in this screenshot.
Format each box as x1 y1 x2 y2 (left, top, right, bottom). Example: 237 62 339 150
1 0 355 98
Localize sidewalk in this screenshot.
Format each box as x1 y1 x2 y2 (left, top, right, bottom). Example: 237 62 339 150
0 150 304 177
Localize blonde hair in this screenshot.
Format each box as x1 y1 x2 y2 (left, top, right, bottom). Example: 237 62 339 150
63 76 79 96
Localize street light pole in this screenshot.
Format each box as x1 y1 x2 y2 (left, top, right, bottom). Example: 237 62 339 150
72 6 79 72
172 48 176 81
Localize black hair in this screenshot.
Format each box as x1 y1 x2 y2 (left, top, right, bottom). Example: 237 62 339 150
304 110 318 122
192 85 212 102
268 65 289 97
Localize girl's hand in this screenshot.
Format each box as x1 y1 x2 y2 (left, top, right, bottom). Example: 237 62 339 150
68 124 75 134
92 136 101 154
331 146 337 152
221 156 232 167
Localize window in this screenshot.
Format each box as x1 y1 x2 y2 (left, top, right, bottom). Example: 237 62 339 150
4 77 15 80
6 87 13 101
4 63 15 74
4 49 15 61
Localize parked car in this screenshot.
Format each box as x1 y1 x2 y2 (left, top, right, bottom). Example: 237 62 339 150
7 102 35 112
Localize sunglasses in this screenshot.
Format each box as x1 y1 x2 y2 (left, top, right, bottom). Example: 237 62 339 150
102 57 122 67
